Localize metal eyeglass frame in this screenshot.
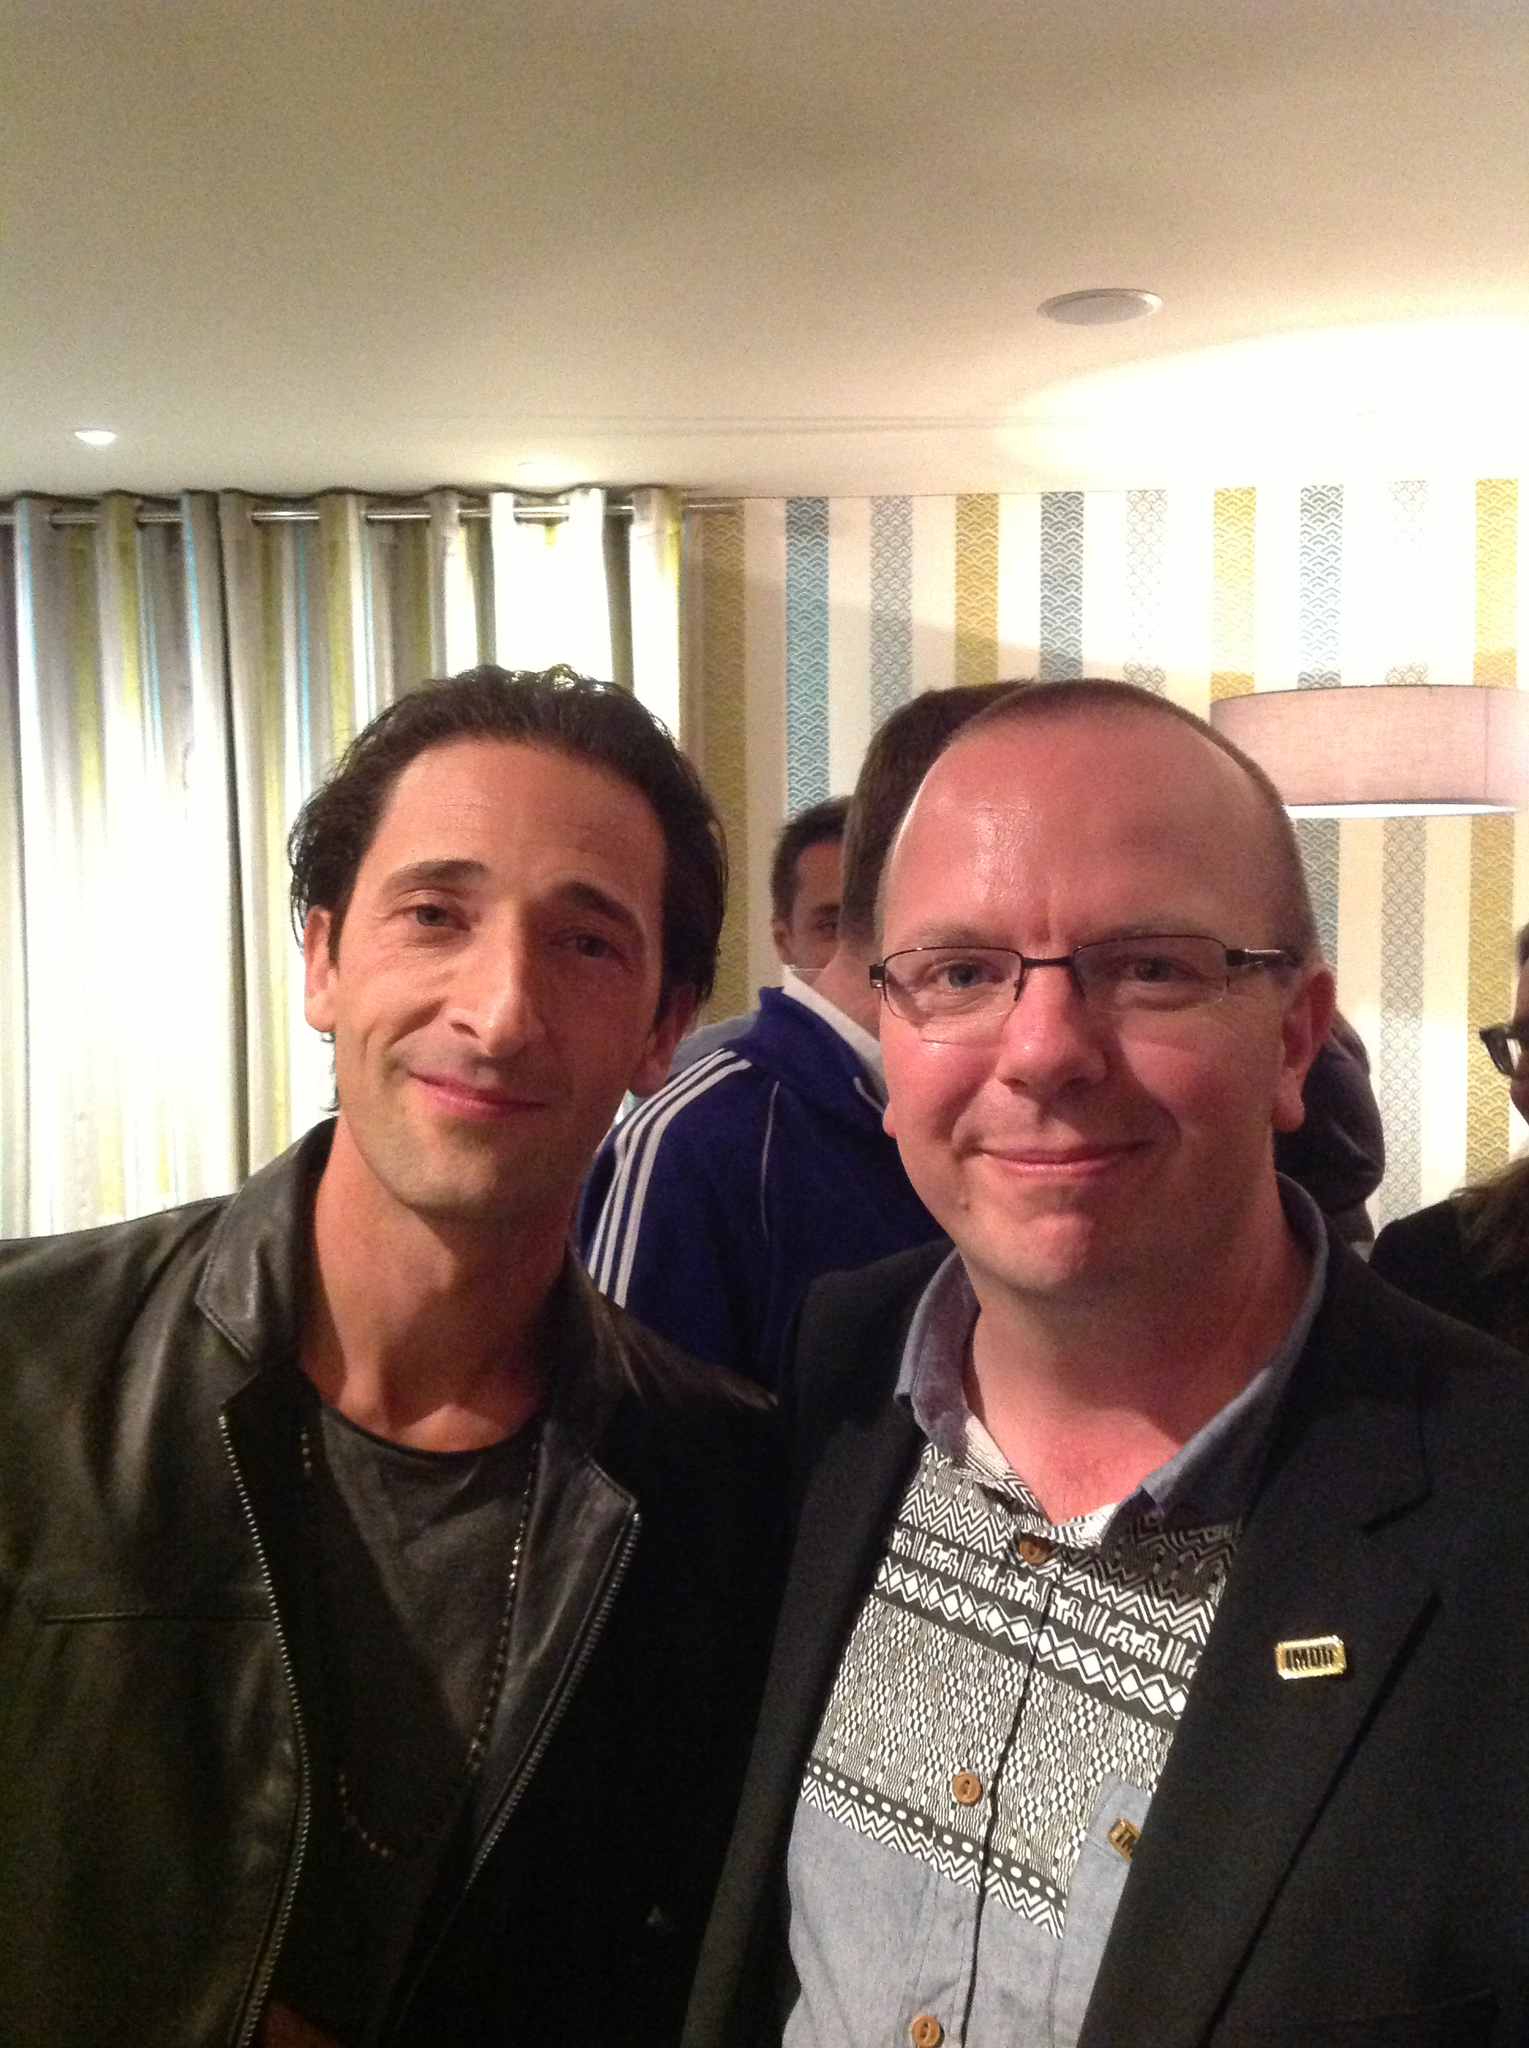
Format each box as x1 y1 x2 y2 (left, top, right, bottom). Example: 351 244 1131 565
868 935 1297 1037
1480 1022 1529 1079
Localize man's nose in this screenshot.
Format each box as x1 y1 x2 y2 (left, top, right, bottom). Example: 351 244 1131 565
989 958 1109 1092
449 932 547 1054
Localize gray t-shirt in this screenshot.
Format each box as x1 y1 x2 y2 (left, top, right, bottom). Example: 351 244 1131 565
272 1401 537 2046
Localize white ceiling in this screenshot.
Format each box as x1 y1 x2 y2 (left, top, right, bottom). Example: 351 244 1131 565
6 0 1529 499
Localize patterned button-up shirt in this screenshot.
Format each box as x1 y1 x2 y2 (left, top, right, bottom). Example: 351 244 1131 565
784 1183 1327 2048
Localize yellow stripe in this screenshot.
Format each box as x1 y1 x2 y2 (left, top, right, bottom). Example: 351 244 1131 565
1465 812 1514 1182
697 507 750 1020
954 494 999 686
1474 478 1517 689
1210 486 1256 700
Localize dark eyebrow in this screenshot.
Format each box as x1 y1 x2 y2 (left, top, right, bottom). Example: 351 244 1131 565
382 862 646 942
560 880 646 941
382 858 490 893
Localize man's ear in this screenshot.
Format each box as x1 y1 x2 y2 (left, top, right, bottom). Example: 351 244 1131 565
302 908 338 1032
1271 963 1338 1133
769 912 794 967
628 987 699 1098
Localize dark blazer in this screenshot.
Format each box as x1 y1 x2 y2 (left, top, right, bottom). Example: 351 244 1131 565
1372 1197 1528 1350
684 1241 1529 2048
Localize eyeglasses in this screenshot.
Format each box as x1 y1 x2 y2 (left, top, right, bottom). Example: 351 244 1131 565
1480 1022 1529 1079
869 935 1297 1045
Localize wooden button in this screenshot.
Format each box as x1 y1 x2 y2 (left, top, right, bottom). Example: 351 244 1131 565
1107 1816 1141 1861
909 2016 943 2048
950 1770 983 1806
1016 1535 1053 1566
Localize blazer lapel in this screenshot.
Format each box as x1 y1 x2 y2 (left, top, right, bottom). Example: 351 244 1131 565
746 1393 924 1858
1080 1278 1436 2048
684 1392 923 2048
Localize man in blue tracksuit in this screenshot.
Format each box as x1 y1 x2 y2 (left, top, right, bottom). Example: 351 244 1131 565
580 972 942 1387
579 686 1020 1387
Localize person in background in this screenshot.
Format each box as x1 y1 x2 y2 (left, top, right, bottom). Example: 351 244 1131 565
685 678 1529 2048
1371 920 1529 1346
0 669 783 2048
672 795 850 1076
581 686 1019 1387
1274 1007 1384 1247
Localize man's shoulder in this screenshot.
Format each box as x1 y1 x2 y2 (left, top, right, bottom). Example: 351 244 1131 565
1370 1197 1464 1275
601 1290 776 1424
669 1009 760 1075
0 1197 230 1349
785 1241 951 1424
619 1045 775 1150
575 1277 784 1486
799 1237 952 1325
1299 1243 1529 1466
580 1049 777 1253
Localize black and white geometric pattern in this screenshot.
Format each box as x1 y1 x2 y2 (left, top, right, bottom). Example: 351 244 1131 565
802 1440 1238 1942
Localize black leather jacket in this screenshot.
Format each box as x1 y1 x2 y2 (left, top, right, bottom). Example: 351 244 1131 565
0 1125 784 2048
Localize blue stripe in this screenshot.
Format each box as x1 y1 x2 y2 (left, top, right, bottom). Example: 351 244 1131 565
1038 492 1084 681
586 1052 752 1294
785 497 830 812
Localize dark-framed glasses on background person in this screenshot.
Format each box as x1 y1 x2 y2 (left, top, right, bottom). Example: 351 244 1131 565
869 934 1297 1045
1479 1022 1529 1079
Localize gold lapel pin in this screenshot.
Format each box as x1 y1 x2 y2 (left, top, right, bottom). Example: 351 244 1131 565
1275 1635 1347 1680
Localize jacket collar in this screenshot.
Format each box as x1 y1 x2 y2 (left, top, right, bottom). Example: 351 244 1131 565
194 1121 333 1380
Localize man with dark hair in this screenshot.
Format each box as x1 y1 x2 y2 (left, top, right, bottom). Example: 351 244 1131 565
770 795 851 972
582 685 1016 1387
687 679 1529 2048
673 795 851 1075
0 666 782 2048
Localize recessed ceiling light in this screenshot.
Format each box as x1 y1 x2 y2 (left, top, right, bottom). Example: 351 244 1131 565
1038 289 1162 327
74 427 117 447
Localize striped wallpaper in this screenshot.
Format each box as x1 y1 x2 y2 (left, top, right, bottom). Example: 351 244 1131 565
685 482 1529 1227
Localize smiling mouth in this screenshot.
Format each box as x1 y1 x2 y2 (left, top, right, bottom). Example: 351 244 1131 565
412 1072 552 1120
982 1141 1145 1175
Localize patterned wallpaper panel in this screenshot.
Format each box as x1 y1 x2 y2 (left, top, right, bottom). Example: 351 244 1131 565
685 483 1529 1225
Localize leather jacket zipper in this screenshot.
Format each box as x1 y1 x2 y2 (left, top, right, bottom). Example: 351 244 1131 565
467 1506 640 1886
382 1508 642 2038
219 1412 312 2048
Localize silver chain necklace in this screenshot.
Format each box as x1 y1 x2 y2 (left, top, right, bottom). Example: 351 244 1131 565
298 1415 541 1864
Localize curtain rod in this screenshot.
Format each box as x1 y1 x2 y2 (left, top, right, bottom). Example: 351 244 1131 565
0 493 742 532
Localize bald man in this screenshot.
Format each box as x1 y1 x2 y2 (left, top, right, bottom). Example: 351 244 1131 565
688 680 1529 2048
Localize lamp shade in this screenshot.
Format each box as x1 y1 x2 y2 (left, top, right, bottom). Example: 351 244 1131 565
1209 685 1529 816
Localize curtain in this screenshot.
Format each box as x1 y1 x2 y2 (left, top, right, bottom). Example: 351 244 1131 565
1 487 669 1236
